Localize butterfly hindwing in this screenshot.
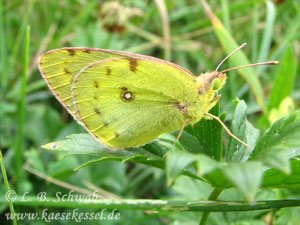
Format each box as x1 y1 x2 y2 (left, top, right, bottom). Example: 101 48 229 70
72 57 196 148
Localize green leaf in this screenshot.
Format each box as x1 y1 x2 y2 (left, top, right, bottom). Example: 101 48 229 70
41 134 205 181
251 112 300 172
188 103 225 161
158 133 185 151
25 104 64 145
252 112 300 155
269 44 297 110
223 161 265 201
205 169 230 188
165 150 221 185
226 99 260 162
194 154 221 176
42 133 159 158
166 151 195 186
172 130 202 154
262 159 300 188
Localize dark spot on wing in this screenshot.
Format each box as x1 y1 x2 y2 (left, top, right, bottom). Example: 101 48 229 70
94 81 99 88
120 87 128 91
121 91 135 102
128 58 138 72
115 132 120 138
83 49 90 53
64 68 70 74
106 66 111 76
94 108 100 114
104 122 109 126
94 96 98 100
67 49 76 56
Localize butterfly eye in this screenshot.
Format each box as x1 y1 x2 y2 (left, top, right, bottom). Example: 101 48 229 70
213 78 221 90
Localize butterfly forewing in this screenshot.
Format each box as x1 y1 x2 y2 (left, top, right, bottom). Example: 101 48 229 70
39 48 130 119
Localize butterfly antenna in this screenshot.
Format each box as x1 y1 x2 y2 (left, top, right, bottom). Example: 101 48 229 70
205 112 254 150
215 43 247 72
221 61 279 73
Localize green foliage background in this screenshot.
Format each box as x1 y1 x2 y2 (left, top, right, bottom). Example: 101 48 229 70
0 0 300 224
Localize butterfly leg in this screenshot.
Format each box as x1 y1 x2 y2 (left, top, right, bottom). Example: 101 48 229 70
203 94 221 119
205 112 253 150
177 118 191 141
162 118 192 158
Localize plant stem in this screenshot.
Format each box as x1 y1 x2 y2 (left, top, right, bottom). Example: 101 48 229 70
16 26 30 190
0 148 18 225
200 188 223 225
1 195 299 212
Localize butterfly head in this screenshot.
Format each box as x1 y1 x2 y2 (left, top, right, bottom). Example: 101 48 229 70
185 71 226 124
196 71 227 95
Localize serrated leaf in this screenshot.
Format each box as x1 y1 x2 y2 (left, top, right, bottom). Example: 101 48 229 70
141 141 167 157
189 103 225 161
173 130 202 154
252 113 300 172
262 159 300 188
122 155 149 163
226 99 259 162
253 112 298 155
158 133 184 151
251 112 300 172
205 169 230 188
223 161 265 202
194 154 220 176
166 151 195 186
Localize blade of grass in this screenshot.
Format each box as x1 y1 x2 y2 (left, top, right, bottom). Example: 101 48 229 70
8 0 34 84
15 26 30 191
220 0 240 100
200 0 267 113
0 148 18 225
220 0 231 33
269 44 297 110
269 9 300 61
0 0 8 95
155 0 171 61
251 4 259 62
257 1 276 75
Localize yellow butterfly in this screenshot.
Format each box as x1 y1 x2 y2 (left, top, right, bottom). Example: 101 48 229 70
38 43 277 149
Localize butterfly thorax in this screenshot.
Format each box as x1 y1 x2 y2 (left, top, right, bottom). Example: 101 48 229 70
182 71 226 125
